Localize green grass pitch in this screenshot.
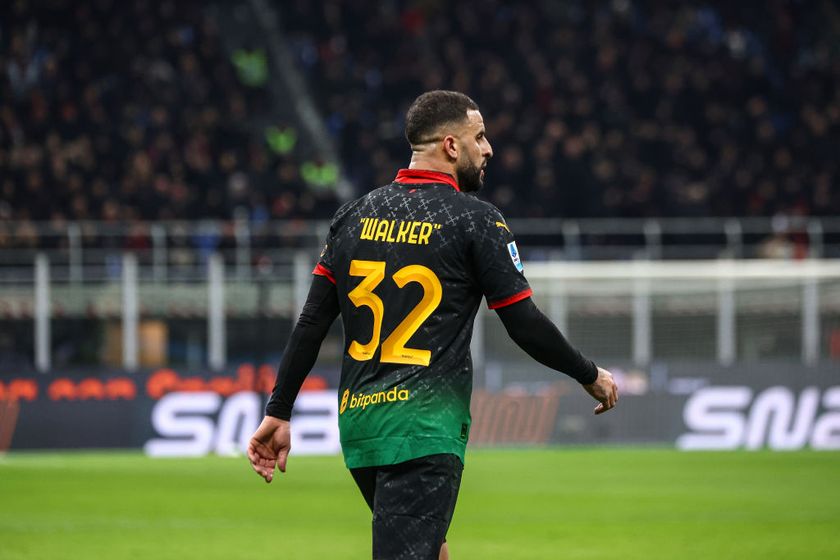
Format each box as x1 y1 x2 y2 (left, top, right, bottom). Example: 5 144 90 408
2 448 839 559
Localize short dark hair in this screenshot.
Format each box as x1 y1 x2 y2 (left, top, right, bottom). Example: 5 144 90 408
404 90 479 145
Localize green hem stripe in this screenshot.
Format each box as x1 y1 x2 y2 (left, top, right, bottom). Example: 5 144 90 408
342 435 467 469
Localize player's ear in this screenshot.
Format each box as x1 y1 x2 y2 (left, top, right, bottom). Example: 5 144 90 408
442 135 458 160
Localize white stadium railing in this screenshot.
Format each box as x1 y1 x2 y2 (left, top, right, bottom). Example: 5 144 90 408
2 216 840 282
524 260 840 367
16 254 840 372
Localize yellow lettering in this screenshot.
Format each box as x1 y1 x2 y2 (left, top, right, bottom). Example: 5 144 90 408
347 260 386 361
396 221 411 243
418 222 433 245
374 219 390 241
361 218 377 240
408 222 420 244
361 219 440 244
381 265 442 366
345 386 411 411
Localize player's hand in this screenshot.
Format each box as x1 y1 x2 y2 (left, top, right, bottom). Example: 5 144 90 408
583 367 618 415
247 416 291 483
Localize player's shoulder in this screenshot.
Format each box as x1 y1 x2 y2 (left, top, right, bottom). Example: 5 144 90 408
329 188 383 225
463 195 505 217
452 194 509 230
329 185 400 230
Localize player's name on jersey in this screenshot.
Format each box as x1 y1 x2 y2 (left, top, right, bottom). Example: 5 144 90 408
359 217 442 245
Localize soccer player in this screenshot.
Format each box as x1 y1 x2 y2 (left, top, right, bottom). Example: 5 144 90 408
248 90 618 559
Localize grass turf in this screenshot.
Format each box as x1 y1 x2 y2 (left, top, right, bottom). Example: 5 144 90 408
1 449 838 559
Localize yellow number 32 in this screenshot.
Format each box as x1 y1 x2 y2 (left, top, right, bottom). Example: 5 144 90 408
347 260 442 366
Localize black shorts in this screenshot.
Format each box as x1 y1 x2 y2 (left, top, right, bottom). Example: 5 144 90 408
350 453 464 560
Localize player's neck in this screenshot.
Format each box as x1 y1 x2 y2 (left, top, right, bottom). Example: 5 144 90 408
406 158 458 184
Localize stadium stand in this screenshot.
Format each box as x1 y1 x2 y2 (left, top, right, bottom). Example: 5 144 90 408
0 0 341 233
3 1 838 229
1 1 838 399
279 0 839 219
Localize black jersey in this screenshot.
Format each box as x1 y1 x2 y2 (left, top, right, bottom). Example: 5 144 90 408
315 169 532 468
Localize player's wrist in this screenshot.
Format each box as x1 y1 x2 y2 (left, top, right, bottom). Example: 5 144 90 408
577 361 599 385
264 406 292 422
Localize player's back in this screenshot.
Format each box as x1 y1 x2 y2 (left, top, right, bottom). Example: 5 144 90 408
314 169 531 468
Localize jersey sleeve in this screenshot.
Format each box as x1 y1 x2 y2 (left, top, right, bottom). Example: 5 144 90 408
469 206 532 309
313 239 336 284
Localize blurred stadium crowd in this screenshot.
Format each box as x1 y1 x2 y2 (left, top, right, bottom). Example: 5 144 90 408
283 0 839 219
2 0 839 236
1 0 340 248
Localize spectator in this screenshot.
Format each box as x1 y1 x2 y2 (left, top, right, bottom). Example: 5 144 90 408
1 0 837 236
0 0 341 241
281 0 840 219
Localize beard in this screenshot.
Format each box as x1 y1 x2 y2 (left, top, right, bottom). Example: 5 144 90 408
456 159 485 193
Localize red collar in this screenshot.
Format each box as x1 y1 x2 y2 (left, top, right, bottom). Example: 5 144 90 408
394 169 460 192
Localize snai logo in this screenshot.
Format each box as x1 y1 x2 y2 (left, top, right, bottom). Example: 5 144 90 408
339 386 410 414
